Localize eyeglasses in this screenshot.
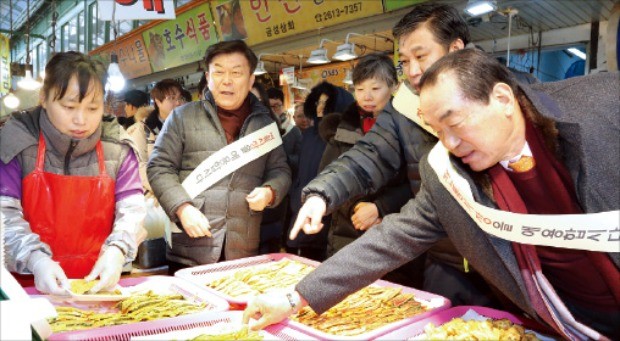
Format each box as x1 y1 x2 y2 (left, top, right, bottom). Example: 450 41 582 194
165 96 184 103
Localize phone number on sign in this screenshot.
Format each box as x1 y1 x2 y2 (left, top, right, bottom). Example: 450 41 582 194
315 2 362 23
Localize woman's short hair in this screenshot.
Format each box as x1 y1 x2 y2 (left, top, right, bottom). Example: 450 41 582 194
352 53 398 88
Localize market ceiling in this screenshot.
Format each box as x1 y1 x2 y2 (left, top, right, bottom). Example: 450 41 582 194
1 0 616 61
0 0 45 34
261 0 617 67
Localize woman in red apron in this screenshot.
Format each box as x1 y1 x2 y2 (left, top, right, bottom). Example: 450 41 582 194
1 51 146 295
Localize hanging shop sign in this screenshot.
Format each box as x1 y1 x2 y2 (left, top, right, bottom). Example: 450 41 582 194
284 61 353 106
93 36 153 80
211 0 384 46
0 34 10 95
142 2 218 72
281 67 295 86
299 61 355 89
98 0 176 21
383 0 428 12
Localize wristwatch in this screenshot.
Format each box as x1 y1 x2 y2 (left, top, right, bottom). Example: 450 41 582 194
286 291 302 314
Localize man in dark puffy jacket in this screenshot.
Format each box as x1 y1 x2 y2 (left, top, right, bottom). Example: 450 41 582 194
289 4 505 308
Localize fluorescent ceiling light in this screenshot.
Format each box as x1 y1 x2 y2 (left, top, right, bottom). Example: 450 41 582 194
255 53 287 74
291 77 307 90
3 92 20 109
333 32 364 61
107 53 125 93
465 0 497 17
343 69 353 85
307 48 329 64
333 43 357 61
567 48 586 60
254 61 267 75
17 69 42 91
308 39 333 64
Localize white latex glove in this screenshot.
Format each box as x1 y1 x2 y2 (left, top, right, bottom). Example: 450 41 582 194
246 187 273 212
84 246 125 293
176 203 211 238
243 290 304 331
351 202 381 231
31 256 69 295
145 191 160 207
289 196 326 240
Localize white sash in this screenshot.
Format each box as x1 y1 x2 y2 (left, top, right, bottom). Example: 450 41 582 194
181 122 282 199
427 142 619 252
392 82 437 137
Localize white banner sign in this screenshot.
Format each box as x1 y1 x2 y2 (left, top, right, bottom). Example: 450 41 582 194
182 123 282 199
98 0 176 21
428 142 620 252
282 67 295 85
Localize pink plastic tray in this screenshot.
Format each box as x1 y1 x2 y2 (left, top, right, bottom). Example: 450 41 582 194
130 311 318 341
175 253 321 305
282 279 451 340
26 276 230 340
375 306 551 340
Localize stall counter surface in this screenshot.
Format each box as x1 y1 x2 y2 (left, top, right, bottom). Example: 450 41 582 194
7 253 557 340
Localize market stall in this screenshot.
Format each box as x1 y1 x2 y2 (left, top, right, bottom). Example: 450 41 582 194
4 253 557 340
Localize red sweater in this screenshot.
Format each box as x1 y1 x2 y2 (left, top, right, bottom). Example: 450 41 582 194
217 97 251 144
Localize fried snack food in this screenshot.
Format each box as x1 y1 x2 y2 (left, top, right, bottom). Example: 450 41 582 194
422 317 541 340
48 290 209 333
69 279 121 295
190 326 263 340
206 259 314 297
291 286 426 336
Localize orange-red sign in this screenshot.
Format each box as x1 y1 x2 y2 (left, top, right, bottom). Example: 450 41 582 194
95 35 153 80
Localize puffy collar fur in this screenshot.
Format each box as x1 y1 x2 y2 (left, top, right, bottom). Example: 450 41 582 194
318 101 364 144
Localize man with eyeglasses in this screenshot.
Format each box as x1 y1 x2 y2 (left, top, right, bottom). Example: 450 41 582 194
148 41 291 273
267 88 301 175
267 88 289 129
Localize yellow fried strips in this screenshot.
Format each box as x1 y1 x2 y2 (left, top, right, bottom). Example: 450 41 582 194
423 318 541 340
291 286 427 336
206 260 314 297
190 326 263 340
69 279 122 295
48 291 208 333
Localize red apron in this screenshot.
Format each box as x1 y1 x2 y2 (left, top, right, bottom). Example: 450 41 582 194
17 133 116 283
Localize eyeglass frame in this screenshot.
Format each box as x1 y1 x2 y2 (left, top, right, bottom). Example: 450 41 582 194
165 96 185 103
